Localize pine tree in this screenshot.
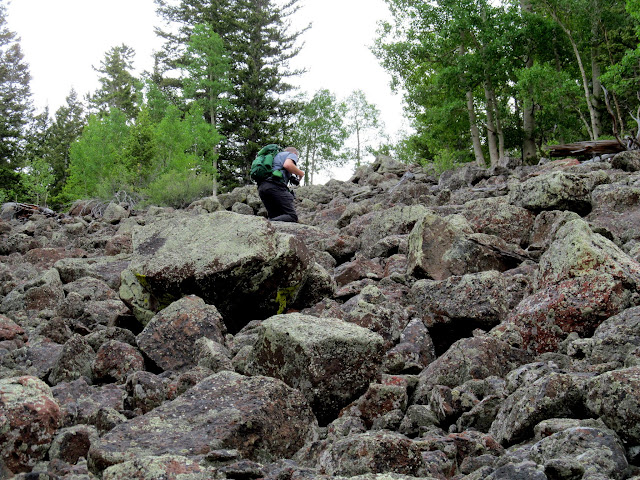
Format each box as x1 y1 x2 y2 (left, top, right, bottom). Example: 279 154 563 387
0 2 32 173
89 44 141 120
154 0 307 188
48 89 86 199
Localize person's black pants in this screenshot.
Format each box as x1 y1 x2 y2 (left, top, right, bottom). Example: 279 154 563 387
258 180 298 222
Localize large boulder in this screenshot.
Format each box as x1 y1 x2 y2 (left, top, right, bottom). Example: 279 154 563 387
246 313 385 425
584 305 640 367
120 211 314 333
316 431 425 477
534 218 640 291
357 205 431 258
508 218 640 353
585 366 640 444
508 273 635 354
136 295 226 371
88 371 317 473
460 196 536 247
508 170 592 215
0 376 61 473
412 335 532 404
489 373 586 446
407 212 528 280
411 271 529 354
588 181 640 243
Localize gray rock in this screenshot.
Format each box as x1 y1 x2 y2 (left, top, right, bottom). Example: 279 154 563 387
585 366 640 444
88 371 318 473
120 211 314 333
0 376 62 473
102 455 215 480
316 431 424 477
137 295 226 372
489 373 586 446
413 335 532 404
246 313 385 425
508 171 592 215
407 213 528 280
49 335 95 385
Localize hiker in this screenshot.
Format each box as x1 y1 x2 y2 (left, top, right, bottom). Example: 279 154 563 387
257 146 305 222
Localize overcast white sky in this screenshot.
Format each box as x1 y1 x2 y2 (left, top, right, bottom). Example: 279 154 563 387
6 0 408 180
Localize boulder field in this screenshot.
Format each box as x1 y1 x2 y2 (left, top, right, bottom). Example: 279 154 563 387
2 153 640 479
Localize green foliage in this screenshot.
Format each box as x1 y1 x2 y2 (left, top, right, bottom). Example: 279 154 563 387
345 90 383 167
142 170 213 208
289 89 349 185
515 61 585 143
155 0 307 187
0 3 32 171
61 109 131 202
89 44 142 120
22 156 54 206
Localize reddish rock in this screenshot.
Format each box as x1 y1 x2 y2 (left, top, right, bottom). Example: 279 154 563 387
317 430 424 477
23 247 87 270
92 340 145 383
333 254 384 287
137 295 226 372
88 371 317 473
0 376 62 473
508 273 633 354
0 314 27 347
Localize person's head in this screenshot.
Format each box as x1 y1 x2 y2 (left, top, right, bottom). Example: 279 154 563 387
284 146 299 156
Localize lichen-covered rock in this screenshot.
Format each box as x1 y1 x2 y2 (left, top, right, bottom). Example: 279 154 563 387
48 424 99 465
246 313 385 425
0 314 27 350
340 285 409 347
92 340 145 383
460 196 536 247
383 318 436 375
103 203 129 224
588 181 640 243
528 425 629 480
507 273 634 354
333 254 384 287
611 150 640 172
63 276 120 301
191 337 232 373
342 380 409 429
585 366 640 444
407 213 527 280
527 210 581 256
586 305 640 367
0 376 61 473
136 295 226 372
489 373 586 446
316 431 424 477
535 218 640 291
52 378 124 428
88 371 318 473
123 371 167 414
357 205 431 258
413 335 532 405
55 254 131 290
120 211 313 333
412 271 528 344
508 170 592 215
49 334 96 385
102 454 214 480
23 268 65 311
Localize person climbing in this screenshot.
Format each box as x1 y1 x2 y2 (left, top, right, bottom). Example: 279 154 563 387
257 146 305 222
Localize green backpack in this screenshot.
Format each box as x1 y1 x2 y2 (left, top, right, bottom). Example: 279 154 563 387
250 144 283 183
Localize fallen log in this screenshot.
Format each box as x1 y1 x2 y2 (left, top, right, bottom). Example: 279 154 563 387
545 140 626 158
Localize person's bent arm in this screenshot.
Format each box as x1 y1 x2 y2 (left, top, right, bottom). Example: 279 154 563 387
283 158 305 178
